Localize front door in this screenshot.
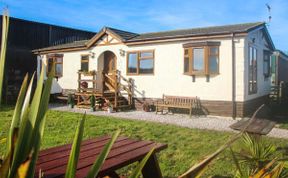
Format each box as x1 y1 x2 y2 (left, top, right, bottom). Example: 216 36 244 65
104 51 116 74
103 51 117 91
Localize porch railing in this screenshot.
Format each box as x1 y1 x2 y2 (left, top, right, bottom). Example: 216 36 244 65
103 70 134 108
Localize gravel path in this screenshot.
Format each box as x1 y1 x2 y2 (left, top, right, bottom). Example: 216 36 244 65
49 104 288 139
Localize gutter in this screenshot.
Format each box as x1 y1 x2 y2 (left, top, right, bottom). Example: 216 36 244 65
231 33 236 119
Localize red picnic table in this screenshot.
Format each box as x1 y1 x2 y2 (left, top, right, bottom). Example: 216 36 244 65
35 135 167 178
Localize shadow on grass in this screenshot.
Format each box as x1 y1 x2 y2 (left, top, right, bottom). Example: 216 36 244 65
0 105 15 111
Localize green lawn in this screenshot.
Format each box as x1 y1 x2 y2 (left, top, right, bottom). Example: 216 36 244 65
0 106 287 178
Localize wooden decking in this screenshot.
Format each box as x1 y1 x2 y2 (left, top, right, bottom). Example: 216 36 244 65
35 136 167 178
230 118 276 135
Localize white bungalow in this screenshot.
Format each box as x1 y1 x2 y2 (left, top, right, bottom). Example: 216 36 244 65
33 22 276 117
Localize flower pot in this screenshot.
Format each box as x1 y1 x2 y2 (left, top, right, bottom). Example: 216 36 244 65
90 107 95 112
68 104 74 109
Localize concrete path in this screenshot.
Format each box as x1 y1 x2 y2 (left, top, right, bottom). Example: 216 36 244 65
49 104 288 139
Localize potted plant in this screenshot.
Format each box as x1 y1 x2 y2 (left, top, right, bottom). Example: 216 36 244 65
95 97 103 110
105 99 113 113
67 93 75 108
90 95 96 112
143 102 155 112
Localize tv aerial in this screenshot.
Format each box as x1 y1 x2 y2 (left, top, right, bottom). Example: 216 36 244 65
266 3 272 26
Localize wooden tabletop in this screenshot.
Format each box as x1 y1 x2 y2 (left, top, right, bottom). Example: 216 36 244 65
35 135 167 178
230 118 276 135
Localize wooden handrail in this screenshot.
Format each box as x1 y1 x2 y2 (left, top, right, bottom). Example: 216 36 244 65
104 74 115 83
119 83 132 95
114 70 134 106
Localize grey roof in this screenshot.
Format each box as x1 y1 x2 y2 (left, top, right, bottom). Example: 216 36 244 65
106 27 138 41
127 22 265 42
34 22 265 52
275 50 288 58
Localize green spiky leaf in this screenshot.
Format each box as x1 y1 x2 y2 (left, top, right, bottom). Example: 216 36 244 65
65 115 86 178
0 10 9 106
26 65 55 177
128 148 155 178
6 74 28 156
86 130 120 178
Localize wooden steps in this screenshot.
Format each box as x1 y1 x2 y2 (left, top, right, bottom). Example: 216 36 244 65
75 70 133 111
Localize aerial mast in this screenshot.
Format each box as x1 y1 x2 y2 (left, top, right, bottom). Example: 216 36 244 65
265 3 272 27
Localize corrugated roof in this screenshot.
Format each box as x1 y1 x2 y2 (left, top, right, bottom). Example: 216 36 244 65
33 40 88 52
34 22 266 52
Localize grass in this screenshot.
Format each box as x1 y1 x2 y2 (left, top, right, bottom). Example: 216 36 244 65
0 105 287 178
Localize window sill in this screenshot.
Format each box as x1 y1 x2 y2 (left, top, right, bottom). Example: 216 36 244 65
183 72 219 76
126 73 154 76
248 92 257 95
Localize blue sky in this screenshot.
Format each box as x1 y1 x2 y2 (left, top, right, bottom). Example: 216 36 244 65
1 0 287 51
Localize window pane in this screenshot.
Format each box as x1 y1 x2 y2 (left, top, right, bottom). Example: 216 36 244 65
249 47 253 65
184 57 189 73
184 49 189 56
48 58 53 73
193 48 204 71
209 56 218 73
253 49 257 81
82 55 89 61
140 51 153 58
253 48 257 63
248 46 257 94
139 59 153 74
210 47 218 55
81 62 89 72
55 64 62 76
263 51 270 76
55 57 62 63
263 61 268 75
128 53 137 73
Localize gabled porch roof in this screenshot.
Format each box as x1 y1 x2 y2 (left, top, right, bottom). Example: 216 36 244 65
85 27 138 47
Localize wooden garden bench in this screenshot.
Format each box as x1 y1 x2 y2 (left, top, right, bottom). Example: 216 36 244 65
35 135 167 178
155 95 199 117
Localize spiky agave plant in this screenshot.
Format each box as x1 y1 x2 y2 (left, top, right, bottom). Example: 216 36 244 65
231 133 288 178
0 10 9 106
0 66 154 178
237 133 277 172
233 156 288 178
178 106 267 178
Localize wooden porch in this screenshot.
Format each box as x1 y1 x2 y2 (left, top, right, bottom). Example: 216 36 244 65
75 70 134 111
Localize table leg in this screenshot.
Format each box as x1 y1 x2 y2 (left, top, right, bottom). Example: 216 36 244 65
142 154 163 178
103 171 120 178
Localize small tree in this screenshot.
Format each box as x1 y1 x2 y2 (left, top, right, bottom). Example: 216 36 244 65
67 93 75 108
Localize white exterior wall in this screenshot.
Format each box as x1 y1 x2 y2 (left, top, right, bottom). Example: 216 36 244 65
244 30 271 101
40 36 248 102
41 50 90 93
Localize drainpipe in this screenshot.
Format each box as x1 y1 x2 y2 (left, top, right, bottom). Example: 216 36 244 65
231 33 236 119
